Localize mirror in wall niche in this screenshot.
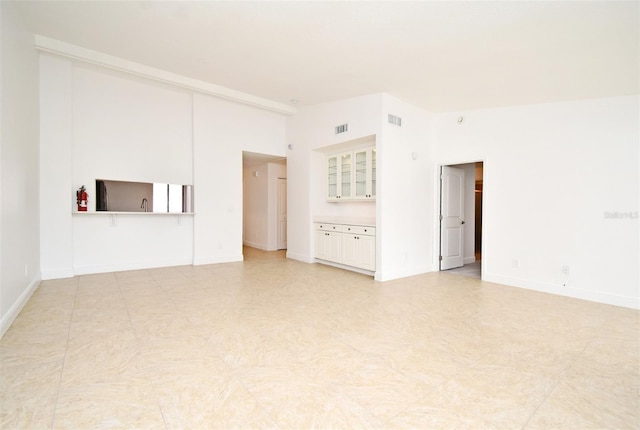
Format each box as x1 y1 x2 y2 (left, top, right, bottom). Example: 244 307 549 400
96 179 193 213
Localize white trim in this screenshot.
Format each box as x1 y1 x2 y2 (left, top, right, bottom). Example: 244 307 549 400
243 240 269 251
41 268 75 280
315 259 375 277
192 254 244 266
484 273 640 310
0 277 40 339
73 258 194 275
286 251 314 264
34 35 297 116
374 264 434 282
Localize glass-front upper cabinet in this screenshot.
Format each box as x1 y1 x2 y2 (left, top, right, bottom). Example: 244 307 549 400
341 153 351 198
354 148 376 199
327 153 353 200
328 155 338 198
327 147 376 201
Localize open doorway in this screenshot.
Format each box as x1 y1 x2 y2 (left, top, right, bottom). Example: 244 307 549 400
439 161 483 279
242 152 287 259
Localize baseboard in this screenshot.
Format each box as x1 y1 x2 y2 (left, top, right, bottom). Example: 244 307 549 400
41 268 75 280
192 254 244 266
286 251 314 264
375 264 434 282
73 257 195 275
0 275 41 339
463 256 477 265
484 273 640 310
314 259 375 277
243 240 268 251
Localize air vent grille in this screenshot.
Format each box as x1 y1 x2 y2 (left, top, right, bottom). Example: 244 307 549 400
335 123 349 134
388 114 402 127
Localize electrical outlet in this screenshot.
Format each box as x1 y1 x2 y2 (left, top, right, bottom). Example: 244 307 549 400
562 266 570 276
24 264 28 277
512 259 519 269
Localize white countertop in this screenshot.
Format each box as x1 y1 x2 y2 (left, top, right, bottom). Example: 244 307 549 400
73 211 194 215
313 216 376 227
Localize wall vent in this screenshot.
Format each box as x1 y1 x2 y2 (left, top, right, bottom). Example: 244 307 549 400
335 123 349 134
388 114 402 127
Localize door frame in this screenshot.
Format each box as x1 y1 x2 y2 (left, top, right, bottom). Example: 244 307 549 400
276 177 287 250
435 158 486 279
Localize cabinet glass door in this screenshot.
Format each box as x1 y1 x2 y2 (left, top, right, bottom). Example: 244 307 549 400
341 153 351 197
328 156 338 198
355 150 367 197
371 149 376 197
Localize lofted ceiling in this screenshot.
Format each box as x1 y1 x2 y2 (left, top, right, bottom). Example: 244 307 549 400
14 1 639 113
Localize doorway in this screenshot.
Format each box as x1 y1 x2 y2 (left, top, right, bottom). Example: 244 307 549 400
439 161 483 279
242 151 287 256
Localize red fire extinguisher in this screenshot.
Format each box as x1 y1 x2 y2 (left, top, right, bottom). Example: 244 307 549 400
77 185 88 211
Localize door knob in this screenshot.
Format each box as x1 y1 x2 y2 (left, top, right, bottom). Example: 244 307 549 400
461 220 465 224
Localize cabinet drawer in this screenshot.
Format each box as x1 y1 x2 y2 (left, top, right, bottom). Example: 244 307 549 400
315 223 344 232
343 225 375 236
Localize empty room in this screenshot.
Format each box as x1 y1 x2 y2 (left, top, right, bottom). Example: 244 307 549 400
1 1 638 428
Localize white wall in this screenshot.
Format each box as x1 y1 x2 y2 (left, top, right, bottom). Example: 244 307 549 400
432 96 639 308
1 2 41 335
39 56 287 275
39 57 195 276
286 93 435 281
376 94 434 280
72 63 193 187
72 214 193 274
193 94 286 265
286 94 382 264
39 54 73 279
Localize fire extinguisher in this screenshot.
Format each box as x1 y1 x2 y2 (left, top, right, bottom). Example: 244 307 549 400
77 185 88 212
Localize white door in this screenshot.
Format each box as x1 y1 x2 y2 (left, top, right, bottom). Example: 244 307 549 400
440 166 465 270
277 178 287 250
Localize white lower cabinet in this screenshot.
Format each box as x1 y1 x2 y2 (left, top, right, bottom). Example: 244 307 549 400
314 223 375 272
315 228 343 263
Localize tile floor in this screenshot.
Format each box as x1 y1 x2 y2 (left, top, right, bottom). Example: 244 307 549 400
1 247 638 429
443 261 482 279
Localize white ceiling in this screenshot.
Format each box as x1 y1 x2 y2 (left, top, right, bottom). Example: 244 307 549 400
15 1 639 113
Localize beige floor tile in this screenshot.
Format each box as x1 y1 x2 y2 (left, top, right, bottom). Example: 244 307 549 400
390 363 557 428
525 379 640 429
157 376 278 429
60 331 144 387
335 358 436 422
0 358 62 430
1 247 638 428
0 392 57 430
238 365 383 428
52 378 165 429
